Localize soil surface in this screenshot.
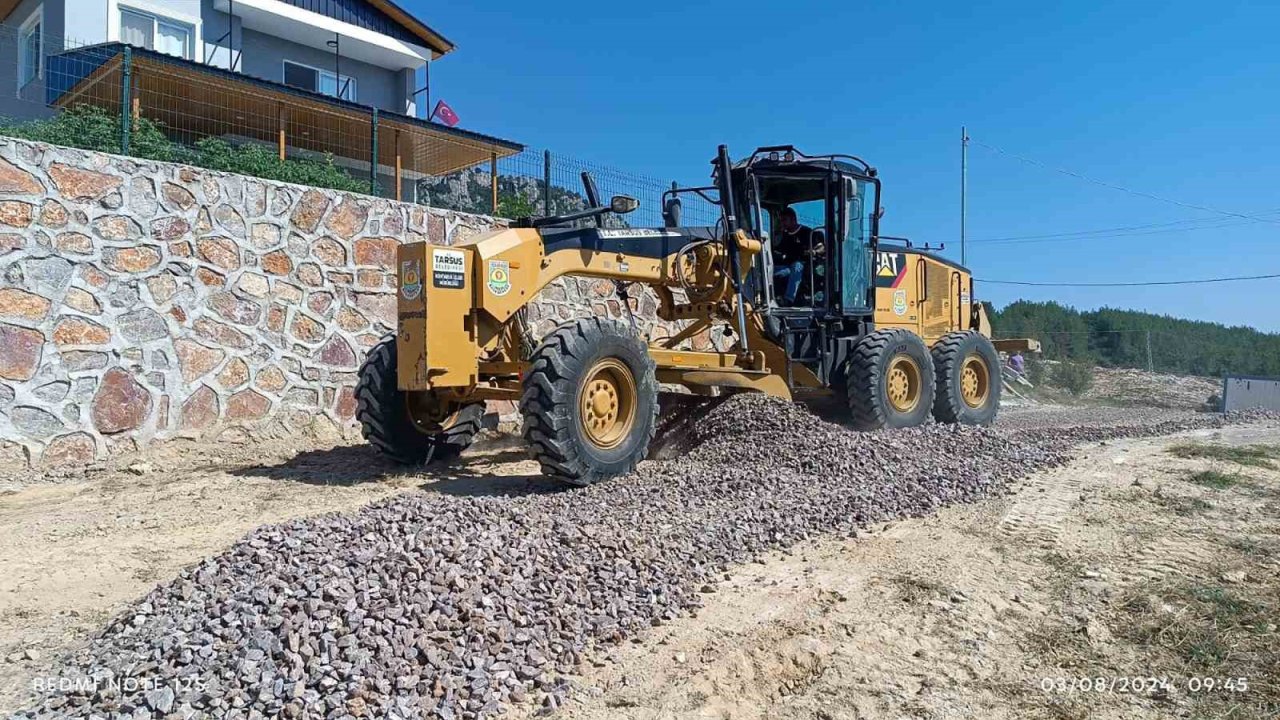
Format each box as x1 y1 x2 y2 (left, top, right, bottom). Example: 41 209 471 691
0 433 546 714
536 423 1280 720
1084 368 1221 410
1 410 1276 718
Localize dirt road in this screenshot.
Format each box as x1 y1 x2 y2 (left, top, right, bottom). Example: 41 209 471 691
544 424 1279 720
2 419 1276 718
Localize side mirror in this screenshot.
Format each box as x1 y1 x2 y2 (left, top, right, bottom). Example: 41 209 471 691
610 195 639 214
876 206 886 220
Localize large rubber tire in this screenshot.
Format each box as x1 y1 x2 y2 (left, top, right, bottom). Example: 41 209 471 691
521 318 658 486
931 331 1001 425
356 335 483 465
846 328 936 430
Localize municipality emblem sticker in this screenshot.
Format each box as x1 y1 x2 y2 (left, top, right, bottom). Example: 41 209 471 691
401 259 422 300
487 259 512 297
892 289 908 316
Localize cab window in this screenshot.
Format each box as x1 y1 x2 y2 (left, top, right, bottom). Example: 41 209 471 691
839 177 875 312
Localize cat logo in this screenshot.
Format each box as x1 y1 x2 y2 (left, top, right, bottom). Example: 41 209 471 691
400 259 422 301
487 259 512 297
876 252 906 288
877 252 901 277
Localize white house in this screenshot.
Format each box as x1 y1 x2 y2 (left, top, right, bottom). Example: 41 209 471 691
1 0 455 119
0 0 523 203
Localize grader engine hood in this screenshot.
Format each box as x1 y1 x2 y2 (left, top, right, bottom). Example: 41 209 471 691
873 247 975 343
396 243 479 391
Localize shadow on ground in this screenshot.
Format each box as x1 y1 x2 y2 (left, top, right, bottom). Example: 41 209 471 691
230 438 564 497
233 394 723 495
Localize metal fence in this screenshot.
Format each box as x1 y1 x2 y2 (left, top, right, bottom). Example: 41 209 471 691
493 149 723 228
0 26 724 227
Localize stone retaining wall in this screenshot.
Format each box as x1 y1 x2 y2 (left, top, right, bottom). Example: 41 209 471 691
0 138 695 468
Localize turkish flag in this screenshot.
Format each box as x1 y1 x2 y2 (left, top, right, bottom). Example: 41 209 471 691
431 100 460 127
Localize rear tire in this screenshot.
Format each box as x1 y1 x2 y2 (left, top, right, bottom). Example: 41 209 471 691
521 318 658 486
356 335 483 465
931 331 1001 425
846 328 936 430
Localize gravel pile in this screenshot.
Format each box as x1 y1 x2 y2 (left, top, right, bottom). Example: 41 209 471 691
16 397 1279 720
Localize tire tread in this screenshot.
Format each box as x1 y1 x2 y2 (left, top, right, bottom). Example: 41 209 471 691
521 318 657 485
356 335 483 465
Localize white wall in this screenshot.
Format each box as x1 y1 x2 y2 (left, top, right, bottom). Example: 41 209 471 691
63 0 109 45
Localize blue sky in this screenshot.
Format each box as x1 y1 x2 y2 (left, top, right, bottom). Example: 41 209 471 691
411 0 1280 332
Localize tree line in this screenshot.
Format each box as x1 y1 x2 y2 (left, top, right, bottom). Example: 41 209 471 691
989 300 1280 378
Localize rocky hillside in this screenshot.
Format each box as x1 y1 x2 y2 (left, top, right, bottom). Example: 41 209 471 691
416 168 588 219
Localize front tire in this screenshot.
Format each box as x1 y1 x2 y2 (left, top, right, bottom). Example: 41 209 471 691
931 331 1001 425
846 328 936 430
356 335 483 465
521 318 658 486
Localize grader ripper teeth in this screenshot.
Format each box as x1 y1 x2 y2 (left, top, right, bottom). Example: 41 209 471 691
356 145 1020 485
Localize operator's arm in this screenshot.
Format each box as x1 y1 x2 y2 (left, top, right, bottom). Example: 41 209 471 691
802 227 825 257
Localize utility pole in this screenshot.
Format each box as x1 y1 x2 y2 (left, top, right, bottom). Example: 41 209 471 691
1146 330 1154 372
961 126 969 266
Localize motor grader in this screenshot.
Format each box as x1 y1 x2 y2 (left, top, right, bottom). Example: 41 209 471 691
356 145 1027 485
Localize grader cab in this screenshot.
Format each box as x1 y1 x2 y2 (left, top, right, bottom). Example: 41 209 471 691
356 145 1007 485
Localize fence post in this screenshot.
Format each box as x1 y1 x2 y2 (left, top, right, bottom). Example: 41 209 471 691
277 102 286 161
490 152 498 215
543 150 552 216
369 108 379 196
394 129 402 202
120 47 133 156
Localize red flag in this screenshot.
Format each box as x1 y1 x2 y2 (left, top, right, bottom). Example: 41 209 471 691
431 100 459 127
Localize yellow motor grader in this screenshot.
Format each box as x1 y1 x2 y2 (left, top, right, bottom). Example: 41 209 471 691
357 145 1027 484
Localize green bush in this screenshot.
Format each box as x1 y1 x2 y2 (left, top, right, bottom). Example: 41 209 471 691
1025 356 1047 386
188 137 365 194
1052 360 1095 396
497 191 536 219
0 104 175 161
0 104 365 194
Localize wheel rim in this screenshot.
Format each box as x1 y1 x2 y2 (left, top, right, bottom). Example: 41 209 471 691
960 354 990 409
578 358 637 450
886 354 922 413
404 392 461 435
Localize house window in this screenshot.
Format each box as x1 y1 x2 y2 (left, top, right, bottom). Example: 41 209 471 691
119 8 194 60
283 61 356 101
18 6 42 88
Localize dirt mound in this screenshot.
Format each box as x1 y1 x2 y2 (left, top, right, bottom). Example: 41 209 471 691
1083 367 1220 410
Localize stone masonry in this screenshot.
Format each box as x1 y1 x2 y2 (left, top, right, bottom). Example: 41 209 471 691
0 138 706 468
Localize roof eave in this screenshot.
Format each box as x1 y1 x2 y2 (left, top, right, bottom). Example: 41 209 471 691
366 0 456 58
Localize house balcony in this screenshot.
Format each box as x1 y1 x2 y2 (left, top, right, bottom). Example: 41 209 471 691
45 43 522 200
211 0 447 71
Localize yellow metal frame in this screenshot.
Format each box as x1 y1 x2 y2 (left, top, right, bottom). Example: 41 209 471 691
394 226 1032 408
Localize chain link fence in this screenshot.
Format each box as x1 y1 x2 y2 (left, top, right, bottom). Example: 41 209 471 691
0 27 724 227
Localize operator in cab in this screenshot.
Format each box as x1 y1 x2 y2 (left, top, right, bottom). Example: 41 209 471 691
773 207 822 306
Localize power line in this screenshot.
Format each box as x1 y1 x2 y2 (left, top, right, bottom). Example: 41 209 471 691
996 329 1179 336
972 219 1250 247
980 273 1280 287
970 212 1278 245
969 138 1280 226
